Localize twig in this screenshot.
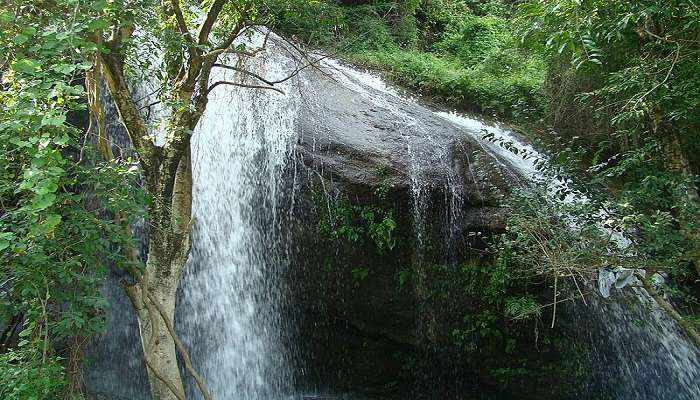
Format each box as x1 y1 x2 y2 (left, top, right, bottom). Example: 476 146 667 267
551 275 558 329
212 63 278 86
626 43 681 112
569 267 588 306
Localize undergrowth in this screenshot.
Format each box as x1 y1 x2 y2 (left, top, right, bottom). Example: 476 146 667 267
267 0 546 121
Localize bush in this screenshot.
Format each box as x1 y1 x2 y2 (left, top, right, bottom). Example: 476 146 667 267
270 1 546 121
0 349 67 400
432 15 509 66
353 48 544 120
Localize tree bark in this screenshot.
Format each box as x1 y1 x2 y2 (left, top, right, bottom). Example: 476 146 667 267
125 149 192 400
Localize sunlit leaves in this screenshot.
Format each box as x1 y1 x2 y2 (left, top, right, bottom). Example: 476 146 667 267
0 1 146 390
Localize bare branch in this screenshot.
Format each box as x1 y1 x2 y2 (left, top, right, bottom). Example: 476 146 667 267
275 34 338 83
138 100 162 112
207 80 285 95
213 63 278 86
202 22 247 59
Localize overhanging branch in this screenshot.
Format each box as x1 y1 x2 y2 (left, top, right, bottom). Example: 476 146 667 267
213 63 277 86
207 80 285 95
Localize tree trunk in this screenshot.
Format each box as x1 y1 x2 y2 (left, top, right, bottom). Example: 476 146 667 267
130 264 185 400
125 148 193 400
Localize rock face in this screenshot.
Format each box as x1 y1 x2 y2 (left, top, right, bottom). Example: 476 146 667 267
86 38 553 399
295 59 512 231
283 59 523 396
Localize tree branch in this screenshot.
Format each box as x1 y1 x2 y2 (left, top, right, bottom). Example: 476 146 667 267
213 63 278 86
202 23 246 59
197 0 227 45
94 49 154 172
168 0 194 44
207 80 285 95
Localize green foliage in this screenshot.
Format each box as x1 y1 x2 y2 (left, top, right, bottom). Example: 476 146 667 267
351 267 370 288
432 14 509 65
271 0 545 121
318 185 398 254
394 0 420 47
0 0 145 395
0 350 67 400
516 0 700 319
355 47 544 119
415 258 583 394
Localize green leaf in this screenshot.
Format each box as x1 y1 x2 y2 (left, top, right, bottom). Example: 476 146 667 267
14 33 29 45
88 18 110 31
41 114 66 127
33 193 57 210
45 214 62 232
91 0 108 11
52 63 76 75
11 59 40 74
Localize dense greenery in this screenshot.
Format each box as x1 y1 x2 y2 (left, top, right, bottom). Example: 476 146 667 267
270 0 545 120
0 1 143 398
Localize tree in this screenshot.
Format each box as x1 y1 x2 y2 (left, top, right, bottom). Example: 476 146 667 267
0 1 143 397
84 1 309 398
519 0 700 276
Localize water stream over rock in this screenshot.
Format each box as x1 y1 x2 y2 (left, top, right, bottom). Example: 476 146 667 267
85 31 700 400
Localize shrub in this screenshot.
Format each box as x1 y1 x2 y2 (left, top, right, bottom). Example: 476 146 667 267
0 349 67 400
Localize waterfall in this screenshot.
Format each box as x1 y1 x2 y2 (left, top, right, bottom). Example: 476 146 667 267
309 61 700 397
86 30 699 400
176 33 301 399
437 112 700 399
318 60 466 260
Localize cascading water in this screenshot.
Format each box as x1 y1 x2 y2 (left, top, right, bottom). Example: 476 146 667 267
318 60 466 259
176 33 301 399
86 28 700 400
437 112 700 400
